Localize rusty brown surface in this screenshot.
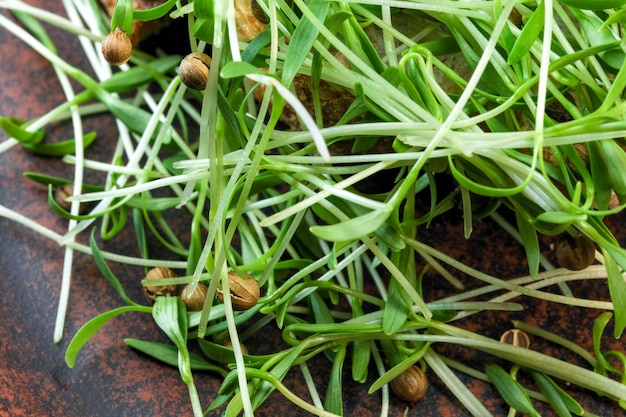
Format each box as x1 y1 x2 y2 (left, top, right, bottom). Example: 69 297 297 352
0 2 625 417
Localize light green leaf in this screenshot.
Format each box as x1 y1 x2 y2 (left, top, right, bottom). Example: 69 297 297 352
282 0 329 87
310 206 392 242
508 1 545 65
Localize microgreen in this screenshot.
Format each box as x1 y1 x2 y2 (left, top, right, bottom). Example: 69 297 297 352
3 0 626 415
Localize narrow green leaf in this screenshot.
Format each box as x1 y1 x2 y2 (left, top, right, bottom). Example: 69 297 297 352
0 117 44 143
65 305 151 367
588 139 626 208
282 0 329 87
485 364 541 417
516 211 540 277
90 230 139 306
382 272 409 335
324 344 346 415
133 0 177 20
529 370 583 417
592 312 619 375
570 8 624 70
351 340 370 383
21 131 96 156
132 208 148 262
368 342 429 394
12 9 56 52
533 211 586 225
152 296 192 382
602 249 626 338
111 0 134 35
508 1 545 65
100 55 180 93
309 206 392 242
220 61 267 79
125 338 227 374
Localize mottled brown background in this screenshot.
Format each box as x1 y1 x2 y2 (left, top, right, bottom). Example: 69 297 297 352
0 1 625 416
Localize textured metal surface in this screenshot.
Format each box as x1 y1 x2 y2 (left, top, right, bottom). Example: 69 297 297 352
1 3 625 416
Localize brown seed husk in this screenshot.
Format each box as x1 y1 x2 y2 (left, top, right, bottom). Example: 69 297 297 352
390 366 428 403
101 27 132 66
143 267 178 302
555 233 596 271
179 52 212 90
216 271 260 310
180 283 208 311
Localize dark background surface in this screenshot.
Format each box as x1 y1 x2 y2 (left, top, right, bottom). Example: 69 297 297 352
1 2 625 416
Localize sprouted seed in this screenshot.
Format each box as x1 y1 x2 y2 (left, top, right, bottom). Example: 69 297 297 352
2 0 626 416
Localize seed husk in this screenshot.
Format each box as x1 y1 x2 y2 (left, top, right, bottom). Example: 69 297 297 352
101 27 132 66
179 52 212 90
180 283 208 311
390 365 428 403
143 267 178 303
216 271 260 310
555 233 596 271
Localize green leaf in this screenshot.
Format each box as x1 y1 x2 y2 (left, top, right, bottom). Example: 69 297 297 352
324 344 346 415
133 0 177 20
516 211 540 277
602 249 626 338
368 342 429 394
132 209 148 262
508 1 545 65
588 139 626 208
192 18 214 44
100 55 180 93
220 61 267 79
533 211 586 225
351 340 370 383
21 131 97 157
125 338 227 374
152 296 192 382
282 0 329 87
12 10 57 52
90 230 140 306
570 8 624 70
485 364 541 417
382 273 409 335
65 305 151 368
0 117 44 143
528 370 583 417
194 0 215 19
111 0 134 35
309 206 392 242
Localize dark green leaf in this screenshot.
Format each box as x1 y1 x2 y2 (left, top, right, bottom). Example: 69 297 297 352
529 370 583 417
90 230 139 306
516 211 540 277
111 0 134 35
125 338 227 374
65 305 151 367
324 344 346 415
485 364 541 417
